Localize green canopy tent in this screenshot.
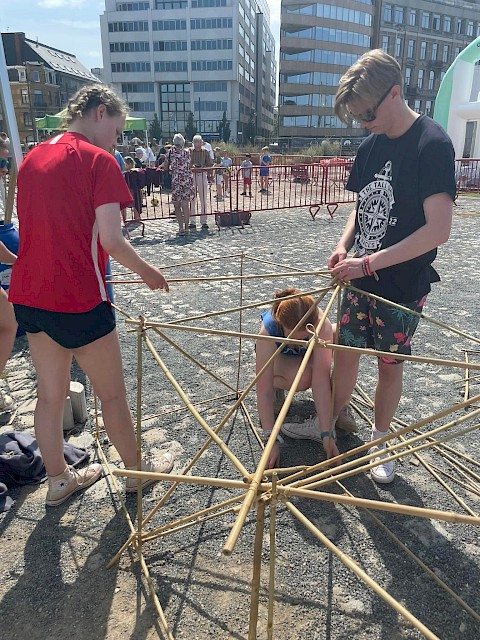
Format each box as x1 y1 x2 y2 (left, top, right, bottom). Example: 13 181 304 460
35 110 147 133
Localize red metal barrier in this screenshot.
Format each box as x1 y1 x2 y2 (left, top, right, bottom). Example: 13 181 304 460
455 159 480 193
122 162 355 229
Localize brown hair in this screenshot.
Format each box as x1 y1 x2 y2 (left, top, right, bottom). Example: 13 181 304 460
335 49 403 124
63 83 128 126
271 288 319 331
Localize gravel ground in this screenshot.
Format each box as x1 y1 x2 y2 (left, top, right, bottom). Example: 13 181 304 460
0 196 479 640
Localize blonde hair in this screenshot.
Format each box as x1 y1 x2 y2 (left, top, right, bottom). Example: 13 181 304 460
271 288 319 331
335 49 403 124
64 83 128 127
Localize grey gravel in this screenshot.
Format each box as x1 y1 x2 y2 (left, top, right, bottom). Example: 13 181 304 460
0 197 479 639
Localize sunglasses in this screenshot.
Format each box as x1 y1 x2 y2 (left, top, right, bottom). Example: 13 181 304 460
0 158 10 171
350 84 395 124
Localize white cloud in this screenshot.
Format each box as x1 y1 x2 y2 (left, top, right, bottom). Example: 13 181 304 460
38 0 85 7
88 50 101 58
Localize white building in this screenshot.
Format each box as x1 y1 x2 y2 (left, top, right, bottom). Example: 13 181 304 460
100 0 276 142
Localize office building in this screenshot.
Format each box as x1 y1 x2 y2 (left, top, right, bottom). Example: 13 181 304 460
279 0 479 142
100 0 277 142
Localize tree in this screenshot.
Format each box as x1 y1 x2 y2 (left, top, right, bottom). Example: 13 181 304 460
149 113 162 141
217 110 231 143
185 111 197 141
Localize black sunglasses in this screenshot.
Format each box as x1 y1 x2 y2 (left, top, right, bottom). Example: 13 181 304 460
350 84 395 123
0 158 10 171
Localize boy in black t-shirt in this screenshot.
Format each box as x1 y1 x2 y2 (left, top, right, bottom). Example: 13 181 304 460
291 50 455 484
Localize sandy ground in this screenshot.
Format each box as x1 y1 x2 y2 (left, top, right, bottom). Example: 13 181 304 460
0 196 479 639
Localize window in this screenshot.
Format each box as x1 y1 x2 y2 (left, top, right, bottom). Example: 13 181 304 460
407 39 415 59
24 112 32 126
117 2 150 9
420 41 427 60
195 0 227 12
456 19 463 34
196 101 227 111
421 12 430 29
191 18 232 29
152 20 186 30
428 71 435 90
432 14 440 30
442 45 449 63
108 21 149 31
394 7 403 23
191 39 232 50
154 61 188 71
32 70 40 82
21 89 29 104
110 41 149 52
154 40 187 51
33 90 43 107
417 69 424 89
383 4 392 22
128 102 155 111
443 16 451 32
395 37 402 57
382 35 390 53
156 1 187 7
405 67 412 86
467 21 474 37
408 9 416 26
192 60 232 71
193 81 227 92
122 83 154 93
425 100 433 116
414 100 421 112
111 62 151 72
431 43 438 60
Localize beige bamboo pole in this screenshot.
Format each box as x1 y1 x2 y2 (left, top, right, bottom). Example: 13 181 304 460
353 384 479 517
136 319 144 542
430 464 480 498
336 481 480 625
267 474 278 640
248 499 266 640
298 420 480 493
279 485 480 525
113 468 265 489
236 253 245 397
166 286 332 326
278 392 480 487
143 333 250 478
111 269 333 285
140 392 236 422
283 499 440 639
244 253 315 273
109 252 245 277
137 547 175 640
223 285 341 555
345 283 480 346
4 166 16 224
464 350 470 403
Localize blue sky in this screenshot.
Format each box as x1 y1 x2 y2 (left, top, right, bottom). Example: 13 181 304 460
0 0 280 72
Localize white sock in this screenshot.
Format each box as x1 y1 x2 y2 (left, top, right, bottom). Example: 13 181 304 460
371 426 387 444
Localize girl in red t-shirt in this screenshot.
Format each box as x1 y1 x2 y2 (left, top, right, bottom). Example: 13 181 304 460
10 84 174 506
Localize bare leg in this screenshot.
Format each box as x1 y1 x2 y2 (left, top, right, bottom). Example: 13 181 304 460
180 200 190 227
332 349 360 417
73 330 138 467
27 332 73 476
374 360 403 432
0 288 17 374
173 201 182 231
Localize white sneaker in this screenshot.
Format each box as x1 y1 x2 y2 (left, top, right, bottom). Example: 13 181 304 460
0 390 14 413
335 405 358 433
369 445 395 484
281 416 335 444
125 452 174 493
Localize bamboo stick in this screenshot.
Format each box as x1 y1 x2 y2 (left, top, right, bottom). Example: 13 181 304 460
236 253 245 396
244 254 315 273
136 320 144 541
112 468 265 490
336 481 480 625
111 269 332 285
248 499 266 640
464 350 470 404
143 333 250 479
137 546 175 640
223 285 340 555
267 474 278 640
429 464 480 498
284 500 439 639
278 393 480 487
108 252 245 277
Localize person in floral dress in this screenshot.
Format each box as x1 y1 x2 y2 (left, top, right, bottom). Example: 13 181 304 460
163 133 194 236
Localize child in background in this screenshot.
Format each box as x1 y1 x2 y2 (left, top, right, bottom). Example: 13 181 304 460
259 146 272 193
220 149 233 195
240 153 253 197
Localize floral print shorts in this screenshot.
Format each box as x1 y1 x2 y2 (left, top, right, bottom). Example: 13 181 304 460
338 290 427 364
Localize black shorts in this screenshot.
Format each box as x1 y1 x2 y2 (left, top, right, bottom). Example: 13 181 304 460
13 302 116 349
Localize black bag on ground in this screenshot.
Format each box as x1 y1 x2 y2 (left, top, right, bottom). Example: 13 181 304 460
215 210 251 227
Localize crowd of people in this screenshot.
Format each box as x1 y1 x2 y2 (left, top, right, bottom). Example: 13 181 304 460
0 47 456 507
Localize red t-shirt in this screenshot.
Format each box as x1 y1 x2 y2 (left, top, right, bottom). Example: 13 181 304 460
9 132 133 312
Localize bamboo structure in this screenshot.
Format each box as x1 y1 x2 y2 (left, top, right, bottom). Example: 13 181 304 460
93 253 480 639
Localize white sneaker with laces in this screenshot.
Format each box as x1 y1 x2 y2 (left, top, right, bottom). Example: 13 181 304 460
369 445 395 484
281 415 336 444
125 452 174 493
